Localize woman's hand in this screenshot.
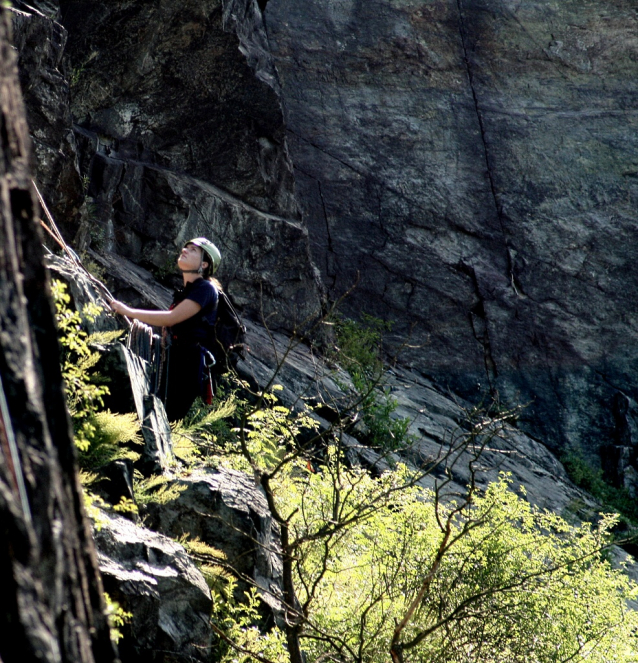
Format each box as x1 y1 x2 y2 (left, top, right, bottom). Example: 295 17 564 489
110 300 131 317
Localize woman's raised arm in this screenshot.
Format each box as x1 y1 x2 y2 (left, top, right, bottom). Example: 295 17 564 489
110 298 201 327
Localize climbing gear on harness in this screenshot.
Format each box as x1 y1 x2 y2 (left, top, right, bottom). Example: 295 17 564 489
201 346 217 405
182 237 221 274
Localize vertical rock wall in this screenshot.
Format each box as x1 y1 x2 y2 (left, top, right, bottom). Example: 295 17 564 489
264 0 638 457
12 0 82 230
17 0 638 463
57 0 323 328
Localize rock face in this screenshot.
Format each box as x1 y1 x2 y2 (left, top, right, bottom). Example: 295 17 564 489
12 1 82 229
93 511 213 663
264 0 638 460
146 468 284 617
57 0 323 329
238 314 602 521
0 7 115 661
17 0 638 470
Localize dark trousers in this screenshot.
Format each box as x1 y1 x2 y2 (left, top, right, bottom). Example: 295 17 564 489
163 343 206 422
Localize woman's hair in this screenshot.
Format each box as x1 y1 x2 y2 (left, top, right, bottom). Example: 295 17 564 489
200 255 222 291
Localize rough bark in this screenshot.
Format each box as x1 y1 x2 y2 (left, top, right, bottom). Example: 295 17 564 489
0 7 117 663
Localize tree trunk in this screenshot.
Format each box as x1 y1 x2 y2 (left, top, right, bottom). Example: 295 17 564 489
0 7 117 663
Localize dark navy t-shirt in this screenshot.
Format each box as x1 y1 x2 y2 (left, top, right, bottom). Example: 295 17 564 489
171 278 218 347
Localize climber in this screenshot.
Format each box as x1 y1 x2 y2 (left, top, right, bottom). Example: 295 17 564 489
110 237 222 421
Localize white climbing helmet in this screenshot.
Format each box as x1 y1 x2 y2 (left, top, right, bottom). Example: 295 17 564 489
186 237 221 274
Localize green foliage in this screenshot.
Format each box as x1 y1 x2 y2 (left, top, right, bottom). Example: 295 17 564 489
80 410 142 470
243 387 319 472
81 257 107 283
562 450 638 528
333 314 414 451
279 467 638 663
52 280 138 470
334 313 389 383
172 395 240 465
53 280 110 446
211 584 290 663
112 496 139 516
82 489 109 530
104 592 132 644
174 383 320 476
134 474 187 506
178 536 234 598
194 376 638 663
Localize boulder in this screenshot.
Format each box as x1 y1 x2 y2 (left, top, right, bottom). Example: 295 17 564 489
145 468 284 619
93 510 213 663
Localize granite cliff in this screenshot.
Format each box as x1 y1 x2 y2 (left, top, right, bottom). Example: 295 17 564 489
13 0 638 502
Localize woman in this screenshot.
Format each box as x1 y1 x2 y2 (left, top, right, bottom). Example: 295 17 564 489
110 237 222 421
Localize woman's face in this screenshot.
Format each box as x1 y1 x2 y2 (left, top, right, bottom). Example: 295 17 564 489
177 243 208 272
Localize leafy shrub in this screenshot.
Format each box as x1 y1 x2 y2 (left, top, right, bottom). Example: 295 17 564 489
332 314 415 451
211 584 289 663
104 592 132 644
281 468 638 663
134 474 187 506
562 450 638 528
52 280 140 469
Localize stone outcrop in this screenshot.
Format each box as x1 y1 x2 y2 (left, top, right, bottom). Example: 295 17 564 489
12 1 82 230
56 0 323 330
93 511 213 663
146 468 285 619
0 7 115 660
19 0 638 472
47 255 174 474
238 313 602 521
14 0 638 543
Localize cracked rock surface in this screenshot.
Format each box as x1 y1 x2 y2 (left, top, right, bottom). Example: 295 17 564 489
264 0 638 457
57 0 323 330
93 511 213 663
18 0 638 463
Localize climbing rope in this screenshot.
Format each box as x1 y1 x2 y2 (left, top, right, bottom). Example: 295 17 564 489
34 181 130 326
36 181 169 395
127 320 167 396
127 320 154 362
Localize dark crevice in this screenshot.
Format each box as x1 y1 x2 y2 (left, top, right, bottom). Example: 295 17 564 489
293 163 337 288
459 260 498 389
316 180 333 255
456 0 522 297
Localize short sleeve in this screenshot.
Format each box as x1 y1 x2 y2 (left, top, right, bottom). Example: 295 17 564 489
185 280 216 309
